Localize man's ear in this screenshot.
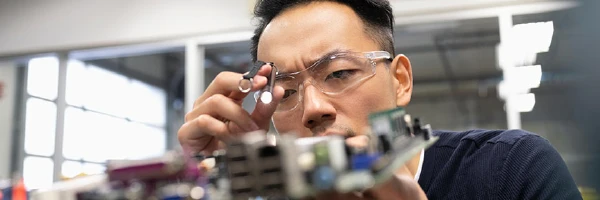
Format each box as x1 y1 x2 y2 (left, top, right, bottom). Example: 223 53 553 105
390 54 413 107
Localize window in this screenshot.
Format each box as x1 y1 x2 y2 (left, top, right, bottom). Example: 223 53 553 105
26 57 58 100
61 161 105 179
62 107 166 162
22 57 59 190
71 64 131 118
66 62 166 126
22 56 168 187
24 98 56 157
22 156 53 190
126 79 166 126
64 60 87 107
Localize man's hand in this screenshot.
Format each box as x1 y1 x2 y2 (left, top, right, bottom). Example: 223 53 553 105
177 64 284 154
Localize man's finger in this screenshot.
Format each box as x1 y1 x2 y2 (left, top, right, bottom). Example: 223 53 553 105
200 64 273 103
198 71 267 105
187 94 259 132
178 114 232 153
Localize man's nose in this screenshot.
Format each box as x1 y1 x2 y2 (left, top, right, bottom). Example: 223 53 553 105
301 84 336 129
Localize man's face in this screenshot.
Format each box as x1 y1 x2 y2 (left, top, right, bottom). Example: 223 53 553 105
257 2 412 138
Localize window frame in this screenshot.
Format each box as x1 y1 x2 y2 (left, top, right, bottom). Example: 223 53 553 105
14 54 169 188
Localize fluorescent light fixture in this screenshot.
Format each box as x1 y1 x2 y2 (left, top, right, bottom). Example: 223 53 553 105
506 65 543 89
499 21 554 67
511 21 554 53
497 81 529 99
510 93 536 113
497 65 541 99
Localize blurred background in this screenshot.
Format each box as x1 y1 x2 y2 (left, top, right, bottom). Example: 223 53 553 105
0 0 597 196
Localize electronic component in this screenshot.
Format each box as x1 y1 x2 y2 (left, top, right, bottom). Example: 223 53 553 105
253 64 277 104
238 61 265 93
35 107 438 200
73 151 205 200
206 107 438 199
238 60 278 104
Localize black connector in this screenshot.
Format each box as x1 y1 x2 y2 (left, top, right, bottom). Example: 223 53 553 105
413 118 422 136
243 61 267 79
378 135 392 153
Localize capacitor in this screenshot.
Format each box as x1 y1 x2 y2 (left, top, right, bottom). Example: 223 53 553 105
351 153 381 170
314 142 330 166
312 166 335 190
298 152 316 171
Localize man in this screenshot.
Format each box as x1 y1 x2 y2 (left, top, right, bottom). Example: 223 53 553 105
178 0 582 199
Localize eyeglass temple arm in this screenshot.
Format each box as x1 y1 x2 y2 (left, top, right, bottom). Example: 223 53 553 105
364 51 392 61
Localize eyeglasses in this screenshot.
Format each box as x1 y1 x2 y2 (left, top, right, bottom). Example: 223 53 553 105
258 51 391 112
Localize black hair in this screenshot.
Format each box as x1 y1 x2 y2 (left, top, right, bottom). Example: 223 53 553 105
250 0 395 62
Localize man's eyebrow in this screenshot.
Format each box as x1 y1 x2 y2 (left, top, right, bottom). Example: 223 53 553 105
276 48 352 76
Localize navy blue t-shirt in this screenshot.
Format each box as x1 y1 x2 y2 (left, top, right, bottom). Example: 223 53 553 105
419 129 582 199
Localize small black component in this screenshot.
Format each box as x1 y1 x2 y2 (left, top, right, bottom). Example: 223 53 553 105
413 118 422 136
243 61 267 80
259 146 279 158
192 153 215 162
378 135 392 153
423 125 431 141
258 146 282 173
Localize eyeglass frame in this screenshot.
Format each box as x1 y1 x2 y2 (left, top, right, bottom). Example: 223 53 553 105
264 50 393 112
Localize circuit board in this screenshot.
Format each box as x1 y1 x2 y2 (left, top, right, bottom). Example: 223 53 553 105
34 107 437 200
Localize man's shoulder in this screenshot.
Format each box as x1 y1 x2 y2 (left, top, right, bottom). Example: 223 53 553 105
421 129 581 199
431 129 544 149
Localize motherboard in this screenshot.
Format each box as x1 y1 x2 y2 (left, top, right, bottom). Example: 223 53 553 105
33 107 437 200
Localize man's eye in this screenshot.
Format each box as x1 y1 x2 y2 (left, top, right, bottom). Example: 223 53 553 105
282 89 297 100
326 70 356 81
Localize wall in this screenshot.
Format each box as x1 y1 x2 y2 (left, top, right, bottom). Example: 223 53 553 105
407 85 595 188
0 62 17 179
0 0 254 57
0 0 570 58
554 0 600 189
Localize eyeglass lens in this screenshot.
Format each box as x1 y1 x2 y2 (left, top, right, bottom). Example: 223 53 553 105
273 54 376 112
